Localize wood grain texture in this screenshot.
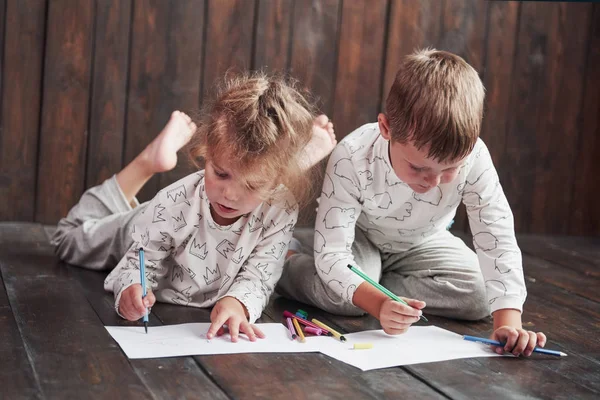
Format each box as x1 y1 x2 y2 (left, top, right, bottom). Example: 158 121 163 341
0 0 45 221
570 3 600 236
382 0 443 106
518 234 600 278
480 1 519 166
0 0 597 234
253 0 293 72
332 0 387 139
302 272 599 398
0 224 152 398
1 223 600 398
86 0 132 188
503 1 592 234
264 296 447 400
70 267 230 400
152 302 427 400
202 0 255 96
36 0 95 224
0 272 42 400
0 223 45 400
125 0 205 202
439 0 488 73
289 0 341 116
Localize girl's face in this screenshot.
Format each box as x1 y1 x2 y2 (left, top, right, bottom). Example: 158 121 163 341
204 158 271 226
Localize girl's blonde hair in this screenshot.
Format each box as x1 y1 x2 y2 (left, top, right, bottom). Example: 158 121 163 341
188 71 318 207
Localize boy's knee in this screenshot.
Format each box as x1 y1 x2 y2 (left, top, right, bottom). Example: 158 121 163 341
322 302 366 317
461 280 490 320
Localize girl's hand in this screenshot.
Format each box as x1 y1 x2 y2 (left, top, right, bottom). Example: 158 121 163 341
207 296 266 342
118 284 156 321
378 297 426 335
491 326 547 357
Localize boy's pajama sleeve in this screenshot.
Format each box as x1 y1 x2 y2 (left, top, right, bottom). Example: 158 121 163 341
462 142 527 314
104 194 173 317
313 144 366 304
223 208 299 323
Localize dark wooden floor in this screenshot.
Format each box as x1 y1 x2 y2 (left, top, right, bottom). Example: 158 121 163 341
1 222 598 400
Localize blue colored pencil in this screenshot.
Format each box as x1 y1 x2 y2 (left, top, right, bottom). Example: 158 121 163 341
463 335 567 357
139 248 149 333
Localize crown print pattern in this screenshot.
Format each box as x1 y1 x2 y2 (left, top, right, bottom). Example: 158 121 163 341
104 170 300 323
313 123 527 315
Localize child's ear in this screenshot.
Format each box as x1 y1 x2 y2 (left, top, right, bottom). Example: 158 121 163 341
378 113 391 141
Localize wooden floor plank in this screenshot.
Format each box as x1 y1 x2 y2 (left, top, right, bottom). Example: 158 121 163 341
3 223 599 399
150 304 408 400
521 253 600 302
449 234 600 395
517 234 600 278
69 266 230 400
42 222 442 399
263 297 448 400
0 224 152 399
268 296 600 400
0 272 43 400
291 300 598 400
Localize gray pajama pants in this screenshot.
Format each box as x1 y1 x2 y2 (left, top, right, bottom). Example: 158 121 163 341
277 227 490 321
51 175 145 270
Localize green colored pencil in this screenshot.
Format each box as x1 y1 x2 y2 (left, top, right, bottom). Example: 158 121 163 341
347 264 428 322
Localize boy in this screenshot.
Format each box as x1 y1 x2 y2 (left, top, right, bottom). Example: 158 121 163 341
278 49 546 357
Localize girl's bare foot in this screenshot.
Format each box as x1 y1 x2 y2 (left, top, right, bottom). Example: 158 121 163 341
299 115 337 170
116 111 197 203
141 111 197 173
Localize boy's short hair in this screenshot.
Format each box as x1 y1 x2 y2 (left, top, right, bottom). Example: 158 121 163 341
385 48 485 162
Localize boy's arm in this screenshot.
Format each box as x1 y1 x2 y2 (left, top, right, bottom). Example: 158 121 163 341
352 282 389 318
463 142 548 357
461 141 527 324
492 309 522 330
223 206 298 324
313 144 367 304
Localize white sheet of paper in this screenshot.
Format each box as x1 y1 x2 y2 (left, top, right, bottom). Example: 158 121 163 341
105 323 501 370
318 325 502 371
105 323 322 359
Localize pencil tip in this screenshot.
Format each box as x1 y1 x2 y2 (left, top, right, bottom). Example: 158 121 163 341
340 336 347 342
561 352 568 357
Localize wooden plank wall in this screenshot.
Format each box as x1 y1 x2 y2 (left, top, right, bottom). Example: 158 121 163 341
0 0 597 235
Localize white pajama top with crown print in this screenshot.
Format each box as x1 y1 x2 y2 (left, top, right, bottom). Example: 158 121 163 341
104 171 298 323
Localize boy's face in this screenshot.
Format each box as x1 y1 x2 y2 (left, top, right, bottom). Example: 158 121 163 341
204 157 269 226
378 114 464 194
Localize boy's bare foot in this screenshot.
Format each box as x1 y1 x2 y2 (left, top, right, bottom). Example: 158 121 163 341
141 111 197 173
299 115 337 170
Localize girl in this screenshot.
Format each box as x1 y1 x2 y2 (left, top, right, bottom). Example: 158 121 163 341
51 72 336 342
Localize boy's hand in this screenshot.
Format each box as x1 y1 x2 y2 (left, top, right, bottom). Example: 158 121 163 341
118 284 156 321
379 297 426 335
206 296 266 342
491 326 547 357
